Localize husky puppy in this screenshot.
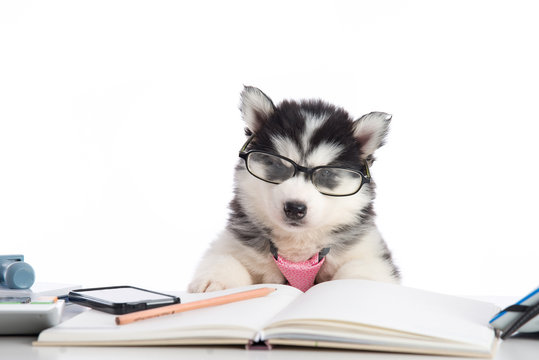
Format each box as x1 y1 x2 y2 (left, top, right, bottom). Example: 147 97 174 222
188 87 399 293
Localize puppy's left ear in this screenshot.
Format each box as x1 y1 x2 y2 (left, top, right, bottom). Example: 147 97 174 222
352 112 392 162
240 86 276 135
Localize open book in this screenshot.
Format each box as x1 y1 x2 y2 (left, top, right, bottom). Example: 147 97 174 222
35 279 500 358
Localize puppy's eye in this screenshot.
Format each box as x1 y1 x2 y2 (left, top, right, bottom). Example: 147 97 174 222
267 158 289 171
320 169 335 178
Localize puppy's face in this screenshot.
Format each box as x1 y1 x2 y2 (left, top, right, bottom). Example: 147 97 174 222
236 87 391 234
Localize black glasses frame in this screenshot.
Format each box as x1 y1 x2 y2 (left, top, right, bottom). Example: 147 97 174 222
238 135 371 197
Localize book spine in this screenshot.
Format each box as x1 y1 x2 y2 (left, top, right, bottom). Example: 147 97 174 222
246 339 272 350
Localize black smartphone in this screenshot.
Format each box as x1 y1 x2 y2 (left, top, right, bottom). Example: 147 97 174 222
68 286 181 315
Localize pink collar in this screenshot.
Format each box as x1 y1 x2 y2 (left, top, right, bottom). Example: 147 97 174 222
270 243 330 292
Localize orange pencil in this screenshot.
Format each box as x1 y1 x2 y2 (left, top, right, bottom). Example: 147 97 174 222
115 287 276 325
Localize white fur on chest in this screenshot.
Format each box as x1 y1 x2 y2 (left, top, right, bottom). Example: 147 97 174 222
270 228 330 262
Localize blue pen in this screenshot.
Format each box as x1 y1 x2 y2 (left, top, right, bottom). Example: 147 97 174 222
490 286 539 338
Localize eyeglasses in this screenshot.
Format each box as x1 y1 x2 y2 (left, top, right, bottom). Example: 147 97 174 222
238 135 371 197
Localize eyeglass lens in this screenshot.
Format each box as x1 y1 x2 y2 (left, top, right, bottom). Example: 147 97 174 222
247 152 295 183
312 168 363 196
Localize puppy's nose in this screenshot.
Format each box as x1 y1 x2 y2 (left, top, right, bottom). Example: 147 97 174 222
284 201 307 220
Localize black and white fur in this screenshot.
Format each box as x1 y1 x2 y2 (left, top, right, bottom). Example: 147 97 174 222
188 87 399 292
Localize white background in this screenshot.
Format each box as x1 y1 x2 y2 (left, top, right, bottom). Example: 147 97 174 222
1 0 537 296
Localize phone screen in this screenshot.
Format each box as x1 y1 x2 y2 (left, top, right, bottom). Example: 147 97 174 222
76 287 174 305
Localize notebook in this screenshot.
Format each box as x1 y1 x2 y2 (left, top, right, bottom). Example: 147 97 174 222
34 279 500 358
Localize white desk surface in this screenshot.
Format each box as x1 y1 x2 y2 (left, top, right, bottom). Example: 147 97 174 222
1 299 539 360
2 335 539 360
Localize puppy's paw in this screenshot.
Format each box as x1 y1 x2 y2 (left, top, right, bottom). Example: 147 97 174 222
332 258 399 283
188 255 253 293
188 273 250 293
188 279 227 293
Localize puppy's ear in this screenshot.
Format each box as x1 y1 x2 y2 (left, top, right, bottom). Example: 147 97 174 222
352 112 392 162
240 86 275 134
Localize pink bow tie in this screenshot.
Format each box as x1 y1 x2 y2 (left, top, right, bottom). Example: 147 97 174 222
273 253 325 292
